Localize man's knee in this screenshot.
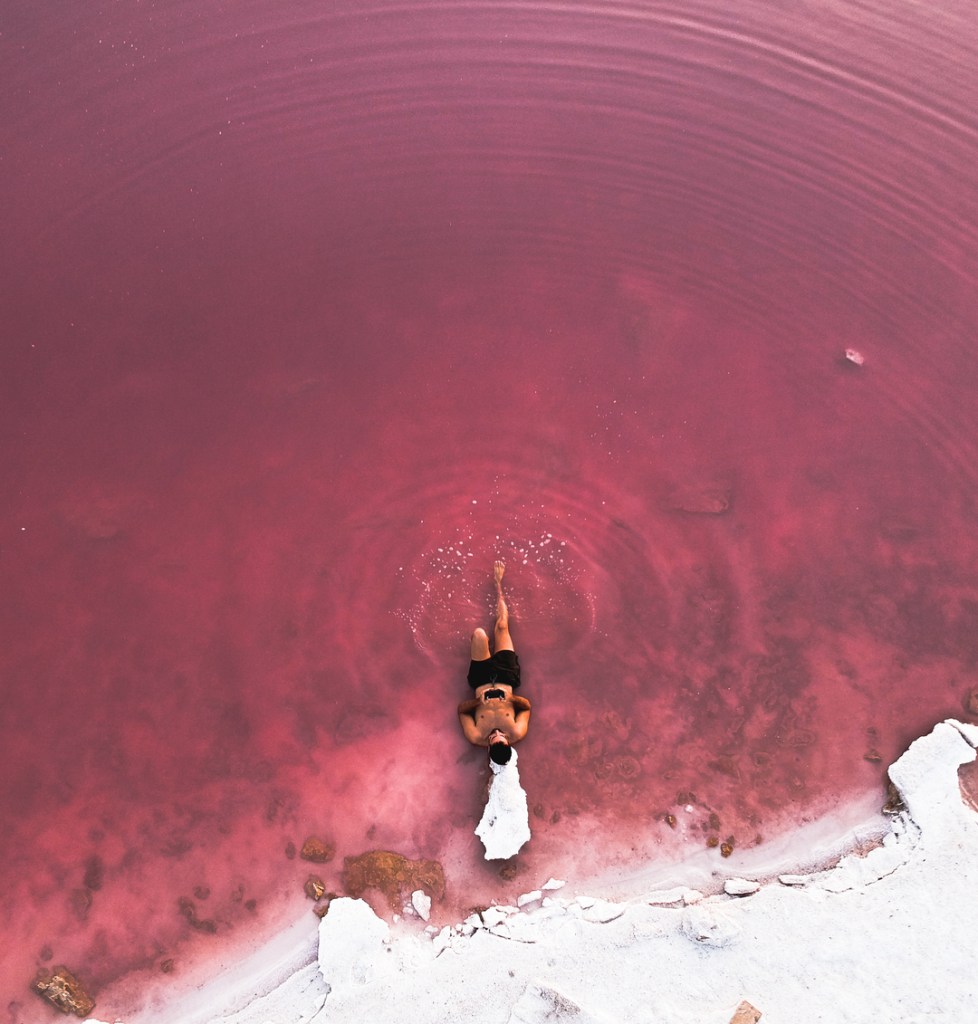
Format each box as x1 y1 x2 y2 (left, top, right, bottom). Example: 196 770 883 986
472 627 489 644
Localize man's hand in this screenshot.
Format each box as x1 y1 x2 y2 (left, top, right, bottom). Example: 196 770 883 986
511 695 532 711
457 698 481 716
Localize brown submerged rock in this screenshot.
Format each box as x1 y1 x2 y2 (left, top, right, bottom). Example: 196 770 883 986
341 850 446 911
177 896 217 934
32 966 95 1018
882 778 905 815
69 888 92 921
964 686 978 718
666 487 732 515
300 836 335 863
83 855 104 891
304 874 327 900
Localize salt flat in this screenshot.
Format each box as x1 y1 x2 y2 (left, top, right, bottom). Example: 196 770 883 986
97 719 978 1024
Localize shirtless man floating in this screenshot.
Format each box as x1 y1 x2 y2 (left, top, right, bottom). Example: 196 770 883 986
457 561 532 765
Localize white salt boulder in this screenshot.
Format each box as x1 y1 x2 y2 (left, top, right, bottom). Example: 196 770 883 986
778 874 810 886
646 887 689 905
475 747 531 859
724 878 760 897
888 720 977 831
317 898 392 995
681 904 742 947
411 890 431 922
508 980 616 1024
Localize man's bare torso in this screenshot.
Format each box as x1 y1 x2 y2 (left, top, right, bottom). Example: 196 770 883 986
472 684 519 741
459 683 531 746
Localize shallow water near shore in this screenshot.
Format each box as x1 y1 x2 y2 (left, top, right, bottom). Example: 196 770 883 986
4 0 978 1018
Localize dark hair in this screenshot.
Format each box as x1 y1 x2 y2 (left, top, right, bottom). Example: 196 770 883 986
489 741 513 766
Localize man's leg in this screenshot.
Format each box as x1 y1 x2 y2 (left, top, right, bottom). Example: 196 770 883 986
493 560 515 653
470 627 491 661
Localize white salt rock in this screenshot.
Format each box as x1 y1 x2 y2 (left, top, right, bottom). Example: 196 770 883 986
957 720 978 747
574 895 596 909
317 898 392 993
486 919 512 939
681 904 742 947
482 906 514 928
888 719 977 831
508 980 616 1024
500 914 540 943
432 926 453 955
411 890 431 922
517 890 543 908
779 874 810 886
844 347 865 365
525 903 565 924
724 878 760 897
582 899 625 924
463 913 483 933
682 889 704 904
646 887 688 905
541 877 566 890
475 748 531 860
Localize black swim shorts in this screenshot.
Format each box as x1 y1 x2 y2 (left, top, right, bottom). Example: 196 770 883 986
467 649 521 689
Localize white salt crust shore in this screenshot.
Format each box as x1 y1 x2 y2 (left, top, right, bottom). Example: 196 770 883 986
93 719 978 1024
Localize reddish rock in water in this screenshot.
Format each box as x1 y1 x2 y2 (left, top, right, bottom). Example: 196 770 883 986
32 966 95 1017
177 896 217 934
304 875 326 900
311 890 338 918
666 487 732 515
69 888 92 921
300 836 335 863
498 861 520 881
882 779 905 816
964 686 978 717
341 850 445 911
83 855 104 891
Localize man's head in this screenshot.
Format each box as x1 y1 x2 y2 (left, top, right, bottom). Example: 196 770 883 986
488 740 512 766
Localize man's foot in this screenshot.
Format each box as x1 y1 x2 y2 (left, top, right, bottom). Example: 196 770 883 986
494 560 506 591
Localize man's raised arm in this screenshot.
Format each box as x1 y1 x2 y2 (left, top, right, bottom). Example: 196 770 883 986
458 697 480 717
511 695 532 716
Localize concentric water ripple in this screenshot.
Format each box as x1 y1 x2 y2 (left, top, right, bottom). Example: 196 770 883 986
5 0 978 1016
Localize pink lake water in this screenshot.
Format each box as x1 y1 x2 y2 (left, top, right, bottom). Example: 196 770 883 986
4 0 978 1018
